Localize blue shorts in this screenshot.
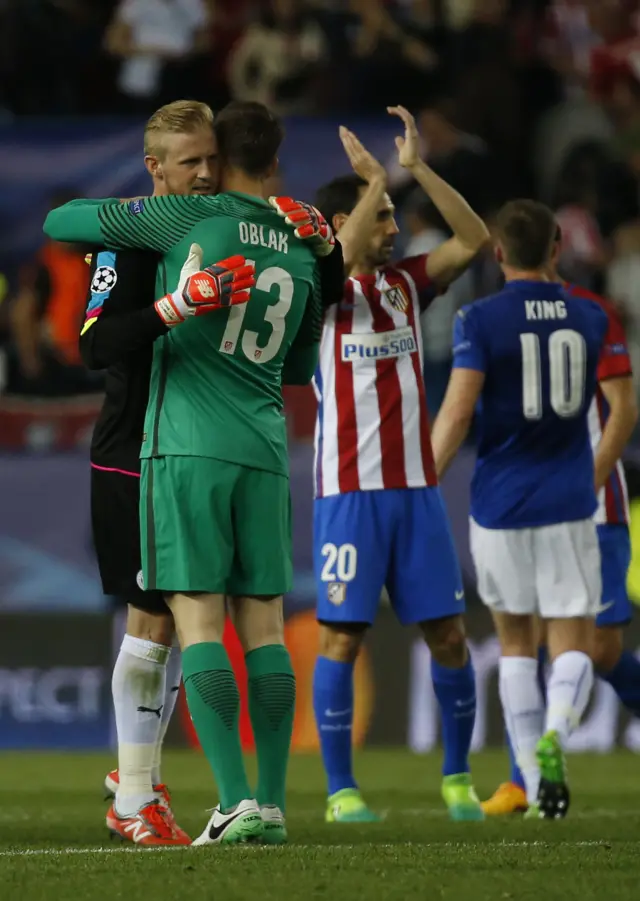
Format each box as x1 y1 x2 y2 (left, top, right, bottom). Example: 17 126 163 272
314 487 464 626
596 523 632 627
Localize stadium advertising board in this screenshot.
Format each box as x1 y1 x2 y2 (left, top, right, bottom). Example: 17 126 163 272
0 614 112 749
1 608 639 752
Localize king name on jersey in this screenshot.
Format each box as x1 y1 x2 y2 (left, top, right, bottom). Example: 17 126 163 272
524 299 567 321
238 222 289 254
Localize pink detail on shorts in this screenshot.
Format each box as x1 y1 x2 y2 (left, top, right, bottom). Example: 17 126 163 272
91 462 141 478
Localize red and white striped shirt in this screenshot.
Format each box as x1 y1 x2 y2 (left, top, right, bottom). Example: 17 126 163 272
313 256 438 498
566 283 632 526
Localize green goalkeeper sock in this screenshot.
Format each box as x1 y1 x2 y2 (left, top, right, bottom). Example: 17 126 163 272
182 642 251 811
246 644 296 811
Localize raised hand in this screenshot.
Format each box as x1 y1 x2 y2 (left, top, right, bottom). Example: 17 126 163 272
388 105 420 169
339 126 387 183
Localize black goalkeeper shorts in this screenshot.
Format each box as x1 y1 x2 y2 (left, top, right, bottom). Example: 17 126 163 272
91 464 167 614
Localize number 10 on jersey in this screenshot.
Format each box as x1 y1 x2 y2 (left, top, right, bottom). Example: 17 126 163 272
520 328 586 420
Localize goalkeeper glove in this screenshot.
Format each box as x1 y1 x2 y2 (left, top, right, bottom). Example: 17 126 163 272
154 243 255 328
268 196 335 257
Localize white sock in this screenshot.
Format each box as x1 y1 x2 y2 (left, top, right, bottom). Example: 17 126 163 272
499 656 545 805
545 650 594 745
151 643 182 786
112 633 170 815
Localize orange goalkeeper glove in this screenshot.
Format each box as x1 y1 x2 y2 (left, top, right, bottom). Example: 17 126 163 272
154 244 255 328
268 196 336 257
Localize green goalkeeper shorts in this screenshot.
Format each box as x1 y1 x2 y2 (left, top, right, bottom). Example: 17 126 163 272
140 456 292 596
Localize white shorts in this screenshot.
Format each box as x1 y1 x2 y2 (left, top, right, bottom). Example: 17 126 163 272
469 517 601 619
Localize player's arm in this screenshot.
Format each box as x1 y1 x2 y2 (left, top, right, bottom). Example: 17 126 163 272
431 307 486 478
596 377 638 492
282 278 322 385
44 195 206 253
79 250 168 369
80 246 254 367
334 127 388 275
43 198 121 244
388 106 489 289
318 238 345 308
594 305 638 493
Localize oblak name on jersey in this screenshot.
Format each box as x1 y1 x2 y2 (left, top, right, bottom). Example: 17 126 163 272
238 221 289 254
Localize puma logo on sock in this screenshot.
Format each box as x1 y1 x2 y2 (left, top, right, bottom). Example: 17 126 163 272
137 705 163 719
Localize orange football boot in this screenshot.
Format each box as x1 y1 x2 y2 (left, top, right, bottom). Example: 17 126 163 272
481 782 528 815
105 770 191 843
106 799 191 846
154 783 191 843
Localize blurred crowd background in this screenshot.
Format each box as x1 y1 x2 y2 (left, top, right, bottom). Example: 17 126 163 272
3 0 640 749
4 0 640 412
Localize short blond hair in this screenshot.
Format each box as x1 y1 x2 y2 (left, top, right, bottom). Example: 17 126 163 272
144 100 215 157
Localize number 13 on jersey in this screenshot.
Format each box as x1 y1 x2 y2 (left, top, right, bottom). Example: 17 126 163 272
219 263 293 363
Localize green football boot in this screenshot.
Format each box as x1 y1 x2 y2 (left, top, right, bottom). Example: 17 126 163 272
442 773 485 822
325 788 381 823
536 730 570 819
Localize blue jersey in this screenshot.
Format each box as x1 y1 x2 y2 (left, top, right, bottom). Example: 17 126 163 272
453 280 608 529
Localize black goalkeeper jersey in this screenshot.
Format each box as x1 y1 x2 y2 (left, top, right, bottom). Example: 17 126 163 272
80 249 167 472
78 239 345 474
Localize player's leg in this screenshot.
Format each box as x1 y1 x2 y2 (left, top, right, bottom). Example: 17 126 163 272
486 616 546 815
91 466 188 845
592 525 640 716
107 608 182 806
313 491 390 823
315 622 373 821
490 610 544 814
141 456 261 845
110 609 174 801
168 590 262 844
230 595 292 843
391 487 482 821
537 519 601 818
469 520 545 815
227 468 296 843
153 640 183 786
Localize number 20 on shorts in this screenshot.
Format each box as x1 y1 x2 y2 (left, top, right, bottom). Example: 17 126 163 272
320 543 358 582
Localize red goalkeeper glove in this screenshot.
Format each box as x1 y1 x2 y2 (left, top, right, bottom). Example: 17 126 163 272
154 244 255 328
268 196 336 257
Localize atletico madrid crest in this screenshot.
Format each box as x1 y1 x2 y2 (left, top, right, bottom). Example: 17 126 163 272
327 582 346 605
384 284 409 313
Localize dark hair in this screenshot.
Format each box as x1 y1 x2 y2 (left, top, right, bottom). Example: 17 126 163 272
315 174 368 230
214 101 284 179
495 199 558 270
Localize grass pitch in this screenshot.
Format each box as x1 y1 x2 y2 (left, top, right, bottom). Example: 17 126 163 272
1 749 638 900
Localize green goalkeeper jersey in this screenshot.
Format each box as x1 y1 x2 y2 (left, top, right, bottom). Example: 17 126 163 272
45 192 322 475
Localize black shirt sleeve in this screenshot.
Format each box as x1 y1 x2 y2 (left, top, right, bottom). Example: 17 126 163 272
318 239 345 309
79 249 168 370
282 279 322 386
